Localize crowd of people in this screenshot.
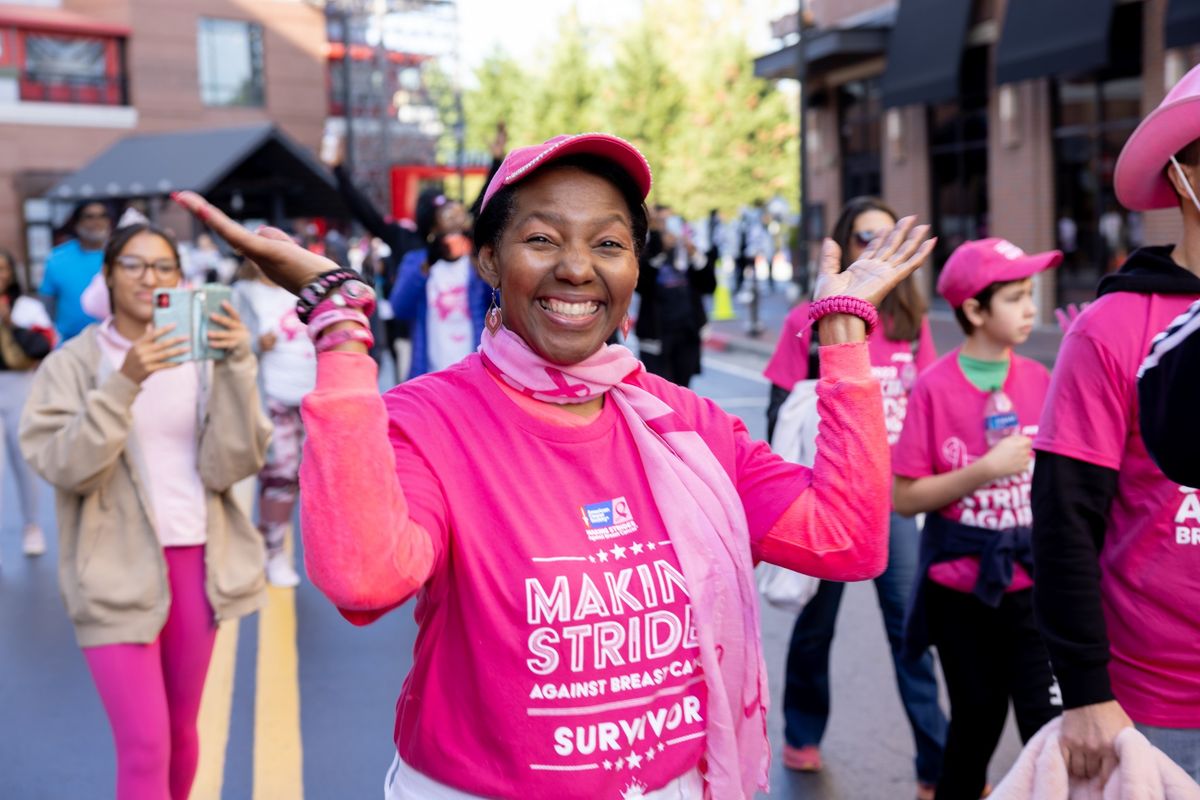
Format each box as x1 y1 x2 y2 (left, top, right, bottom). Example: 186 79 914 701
0 61 1196 800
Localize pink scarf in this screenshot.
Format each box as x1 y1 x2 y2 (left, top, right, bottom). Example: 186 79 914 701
480 327 769 799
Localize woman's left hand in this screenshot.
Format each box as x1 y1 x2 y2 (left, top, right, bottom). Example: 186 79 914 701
208 300 250 354
813 215 936 308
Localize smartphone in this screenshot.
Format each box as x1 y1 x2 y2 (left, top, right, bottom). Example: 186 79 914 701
152 284 232 362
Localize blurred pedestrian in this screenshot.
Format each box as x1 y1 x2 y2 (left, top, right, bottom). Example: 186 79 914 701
40 201 111 341
0 247 53 564
636 208 716 387
173 130 936 800
764 197 945 797
390 189 490 379
1033 64 1200 784
233 260 315 588
20 223 269 800
895 238 1064 800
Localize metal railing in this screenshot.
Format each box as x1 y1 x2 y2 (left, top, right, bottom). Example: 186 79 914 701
17 71 128 106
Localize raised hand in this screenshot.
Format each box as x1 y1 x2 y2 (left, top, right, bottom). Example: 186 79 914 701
121 324 189 383
172 192 334 295
813 215 936 308
1055 303 1087 333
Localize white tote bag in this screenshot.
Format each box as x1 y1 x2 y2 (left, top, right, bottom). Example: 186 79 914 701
756 379 822 614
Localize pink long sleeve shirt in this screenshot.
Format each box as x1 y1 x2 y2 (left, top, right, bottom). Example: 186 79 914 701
299 342 889 800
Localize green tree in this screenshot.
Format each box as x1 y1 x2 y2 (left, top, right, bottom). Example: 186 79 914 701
461 48 532 153
525 8 604 138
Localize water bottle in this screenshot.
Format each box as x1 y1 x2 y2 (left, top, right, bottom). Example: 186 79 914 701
984 389 1019 447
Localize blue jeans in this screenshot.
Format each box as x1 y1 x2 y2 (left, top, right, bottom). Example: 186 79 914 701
1137 725 1200 782
783 513 948 784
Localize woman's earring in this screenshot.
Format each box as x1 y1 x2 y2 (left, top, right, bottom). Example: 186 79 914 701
620 314 632 339
486 287 502 336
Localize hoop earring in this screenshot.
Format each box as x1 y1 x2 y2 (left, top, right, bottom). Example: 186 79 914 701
485 286 502 336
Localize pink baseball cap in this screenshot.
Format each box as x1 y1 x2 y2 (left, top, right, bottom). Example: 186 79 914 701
1115 63 1200 211
936 238 1062 308
479 133 653 213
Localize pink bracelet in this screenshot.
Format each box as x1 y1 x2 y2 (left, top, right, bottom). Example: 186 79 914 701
314 326 374 354
307 308 371 342
809 295 879 335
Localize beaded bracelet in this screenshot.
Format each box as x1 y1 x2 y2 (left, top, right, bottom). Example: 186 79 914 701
809 295 879 336
314 327 374 354
296 269 361 324
307 308 371 343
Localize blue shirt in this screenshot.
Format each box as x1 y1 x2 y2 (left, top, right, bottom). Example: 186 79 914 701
40 239 104 340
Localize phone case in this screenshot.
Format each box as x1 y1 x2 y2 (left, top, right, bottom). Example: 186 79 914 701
152 288 195 363
198 284 232 361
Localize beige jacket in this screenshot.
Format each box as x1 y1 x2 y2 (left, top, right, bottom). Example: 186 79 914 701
20 325 272 647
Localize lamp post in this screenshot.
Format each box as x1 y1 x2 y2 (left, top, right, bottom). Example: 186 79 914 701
795 0 810 296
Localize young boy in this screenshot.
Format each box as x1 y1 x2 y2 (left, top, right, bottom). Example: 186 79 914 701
893 238 1063 800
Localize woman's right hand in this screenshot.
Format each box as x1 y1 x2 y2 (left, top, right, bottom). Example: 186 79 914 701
120 324 189 384
981 434 1033 480
172 191 337 295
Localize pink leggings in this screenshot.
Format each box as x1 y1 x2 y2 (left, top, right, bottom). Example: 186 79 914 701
83 545 217 800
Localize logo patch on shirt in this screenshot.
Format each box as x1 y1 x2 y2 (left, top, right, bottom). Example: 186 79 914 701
580 496 638 541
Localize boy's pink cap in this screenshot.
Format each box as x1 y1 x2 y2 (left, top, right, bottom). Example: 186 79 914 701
479 133 653 213
936 238 1062 308
1115 63 1200 211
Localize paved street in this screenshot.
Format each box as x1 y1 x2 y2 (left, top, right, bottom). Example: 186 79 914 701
0 343 1021 799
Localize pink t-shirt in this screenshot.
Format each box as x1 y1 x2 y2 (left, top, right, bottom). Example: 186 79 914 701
95 321 207 547
894 349 1050 592
764 302 937 445
379 357 806 799
1034 290 1200 727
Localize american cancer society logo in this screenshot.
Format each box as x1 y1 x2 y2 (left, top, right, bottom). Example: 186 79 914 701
580 496 638 541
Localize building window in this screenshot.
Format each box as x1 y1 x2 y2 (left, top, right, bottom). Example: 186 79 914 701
928 46 990 280
198 18 264 107
839 77 883 202
19 32 126 105
1051 1 1143 304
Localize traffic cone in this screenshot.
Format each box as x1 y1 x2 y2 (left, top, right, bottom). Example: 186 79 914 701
711 280 736 321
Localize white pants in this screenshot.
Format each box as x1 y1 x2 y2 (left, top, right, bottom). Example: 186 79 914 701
384 752 705 800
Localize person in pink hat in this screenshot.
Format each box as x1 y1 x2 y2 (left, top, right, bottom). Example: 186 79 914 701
1032 62 1200 786
893 237 1062 800
171 132 937 800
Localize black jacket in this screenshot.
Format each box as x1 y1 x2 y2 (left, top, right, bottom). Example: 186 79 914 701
1033 246 1200 709
1138 297 1200 488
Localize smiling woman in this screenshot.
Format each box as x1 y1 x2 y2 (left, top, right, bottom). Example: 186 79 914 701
171 131 936 800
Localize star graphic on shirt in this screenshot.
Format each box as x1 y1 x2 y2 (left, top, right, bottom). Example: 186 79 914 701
610 543 627 560
615 758 625 770
602 759 613 770
596 549 610 563
588 556 596 563
657 742 665 752
629 542 645 556
645 747 656 761
626 750 643 770
647 542 657 551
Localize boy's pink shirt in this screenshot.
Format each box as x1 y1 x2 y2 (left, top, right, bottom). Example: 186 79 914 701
764 302 937 446
894 349 1050 593
1035 291 1200 727
299 344 890 800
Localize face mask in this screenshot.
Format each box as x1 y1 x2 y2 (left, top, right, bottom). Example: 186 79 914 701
1171 155 1200 215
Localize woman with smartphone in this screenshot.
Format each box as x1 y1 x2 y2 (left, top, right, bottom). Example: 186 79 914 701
19 223 270 800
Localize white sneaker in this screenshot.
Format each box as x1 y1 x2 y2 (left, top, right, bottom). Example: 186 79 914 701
22 525 46 557
265 551 300 588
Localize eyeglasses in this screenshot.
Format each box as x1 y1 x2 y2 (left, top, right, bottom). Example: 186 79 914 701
81 211 110 221
114 255 181 279
852 229 887 248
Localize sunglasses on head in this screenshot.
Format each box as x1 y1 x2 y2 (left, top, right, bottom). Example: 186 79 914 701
852 229 886 248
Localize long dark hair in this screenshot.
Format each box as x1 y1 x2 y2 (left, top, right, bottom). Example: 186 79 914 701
829 196 927 342
0 247 21 304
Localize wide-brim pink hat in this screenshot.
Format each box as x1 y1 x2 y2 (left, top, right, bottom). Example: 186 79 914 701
479 133 653 213
1115 63 1200 211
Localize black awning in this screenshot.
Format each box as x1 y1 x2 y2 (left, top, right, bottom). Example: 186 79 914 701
1166 0 1200 49
881 0 974 108
996 0 1117 85
754 42 802 81
46 123 348 220
754 8 892 82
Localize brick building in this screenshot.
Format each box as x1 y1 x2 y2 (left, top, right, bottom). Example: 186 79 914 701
757 0 1200 317
0 0 327 278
